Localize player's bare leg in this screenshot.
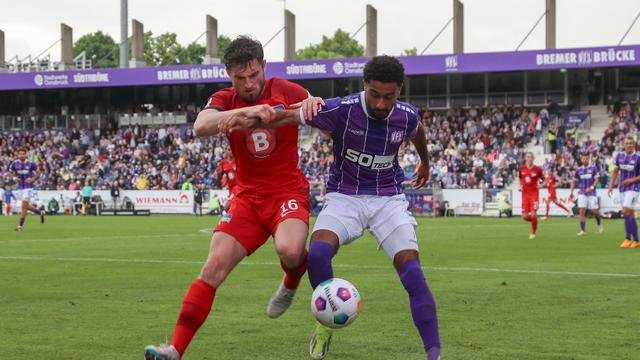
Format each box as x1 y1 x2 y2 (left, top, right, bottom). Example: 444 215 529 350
522 211 538 239
393 248 441 360
145 231 247 360
16 200 40 231
577 208 587 236
543 199 550 220
26 201 45 224
592 209 603 234
307 230 339 360
267 218 309 318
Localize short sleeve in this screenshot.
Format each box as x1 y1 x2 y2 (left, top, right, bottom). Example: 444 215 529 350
306 97 342 133
203 88 234 111
406 112 420 139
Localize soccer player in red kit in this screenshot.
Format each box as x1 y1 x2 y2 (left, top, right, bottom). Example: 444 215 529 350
217 149 237 192
144 36 311 360
217 149 237 211
519 152 544 239
542 168 571 219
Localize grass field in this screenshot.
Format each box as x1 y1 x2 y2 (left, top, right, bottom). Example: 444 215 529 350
0 215 639 360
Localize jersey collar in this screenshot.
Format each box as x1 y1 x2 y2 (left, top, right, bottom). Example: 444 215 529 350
359 91 395 122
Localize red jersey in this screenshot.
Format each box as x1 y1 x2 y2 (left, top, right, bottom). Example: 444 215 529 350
546 175 557 197
519 164 543 197
205 78 309 194
218 159 237 192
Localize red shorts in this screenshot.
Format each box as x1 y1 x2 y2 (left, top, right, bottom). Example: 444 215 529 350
548 191 557 201
214 189 310 255
522 195 539 214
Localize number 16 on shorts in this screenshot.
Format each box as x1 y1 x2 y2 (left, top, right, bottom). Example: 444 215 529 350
280 199 299 218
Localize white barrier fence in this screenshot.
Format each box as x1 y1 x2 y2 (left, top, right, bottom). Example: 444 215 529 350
30 188 624 216
512 189 623 216
441 189 484 215
36 190 231 214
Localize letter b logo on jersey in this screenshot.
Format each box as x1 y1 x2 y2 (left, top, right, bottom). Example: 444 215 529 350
244 129 277 158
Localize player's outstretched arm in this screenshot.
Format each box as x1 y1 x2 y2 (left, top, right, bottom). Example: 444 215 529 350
194 105 276 136
410 122 430 189
569 179 576 198
260 97 326 129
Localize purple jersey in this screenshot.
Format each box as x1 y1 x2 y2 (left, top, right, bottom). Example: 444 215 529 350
615 151 640 192
9 159 38 190
574 165 598 195
306 92 419 196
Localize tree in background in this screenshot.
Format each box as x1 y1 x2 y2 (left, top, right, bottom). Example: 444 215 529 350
403 47 418 56
74 31 232 68
73 31 119 68
296 29 364 60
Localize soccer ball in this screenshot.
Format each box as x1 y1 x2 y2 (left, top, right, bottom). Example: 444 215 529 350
310 278 362 329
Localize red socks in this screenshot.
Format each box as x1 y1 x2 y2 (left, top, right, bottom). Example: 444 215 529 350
281 255 308 290
545 203 550 217
171 279 216 356
531 216 538 234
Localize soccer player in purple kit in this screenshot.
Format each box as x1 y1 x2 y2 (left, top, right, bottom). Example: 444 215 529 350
608 136 640 248
569 152 603 236
9 148 45 231
261 56 440 360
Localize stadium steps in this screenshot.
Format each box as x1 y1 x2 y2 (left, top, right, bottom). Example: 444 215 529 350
581 105 611 141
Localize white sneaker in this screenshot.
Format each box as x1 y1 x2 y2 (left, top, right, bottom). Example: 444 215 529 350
529 234 536 240
542 216 549 221
144 344 180 360
266 278 296 318
577 231 586 236
598 225 604 234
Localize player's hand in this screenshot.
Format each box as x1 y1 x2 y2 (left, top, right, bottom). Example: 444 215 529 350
244 104 276 123
411 162 430 190
25 177 35 184
299 97 325 122
607 188 613 197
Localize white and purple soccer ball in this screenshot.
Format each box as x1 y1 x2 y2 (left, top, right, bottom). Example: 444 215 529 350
311 278 362 329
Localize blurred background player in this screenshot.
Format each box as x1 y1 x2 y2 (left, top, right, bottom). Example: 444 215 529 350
217 149 237 211
608 136 640 248
519 152 543 239
9 148 45 231
81 180 93 215
4 185 15 215
570 153 603 236
144 36 311 360
542 168 571 219
260 56 441 360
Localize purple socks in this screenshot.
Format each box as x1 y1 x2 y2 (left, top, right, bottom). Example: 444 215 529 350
19 217 25 227
399 259 441 358
625 215 638 241
307 241 336 289
580 221 585 232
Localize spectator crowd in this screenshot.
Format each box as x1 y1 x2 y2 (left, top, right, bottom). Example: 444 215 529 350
1 102 639 193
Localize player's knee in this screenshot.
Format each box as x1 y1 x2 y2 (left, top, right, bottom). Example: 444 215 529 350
279 247 305 267
200 255 231 286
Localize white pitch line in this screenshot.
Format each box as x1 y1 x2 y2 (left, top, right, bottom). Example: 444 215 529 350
0 233 205 244
0 255 638 278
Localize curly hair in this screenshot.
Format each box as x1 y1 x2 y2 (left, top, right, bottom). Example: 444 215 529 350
363 55 405 86
223 35 264 69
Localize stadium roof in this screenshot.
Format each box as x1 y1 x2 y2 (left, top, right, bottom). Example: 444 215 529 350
1 44 638 91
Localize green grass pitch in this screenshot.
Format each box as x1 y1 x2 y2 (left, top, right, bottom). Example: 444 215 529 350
0 215 638 359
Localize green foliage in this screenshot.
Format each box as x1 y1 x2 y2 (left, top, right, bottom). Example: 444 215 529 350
296 29 364 59
403 47 418 56
73 31 118 68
